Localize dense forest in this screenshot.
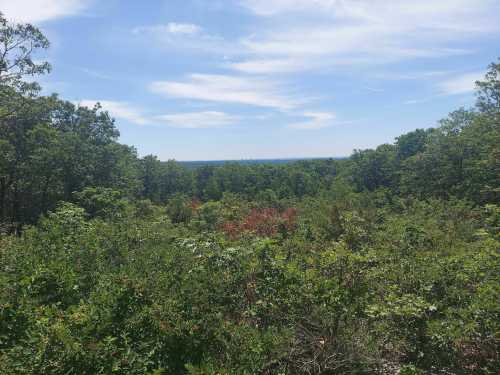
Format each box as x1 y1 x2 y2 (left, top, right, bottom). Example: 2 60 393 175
0 13 499 375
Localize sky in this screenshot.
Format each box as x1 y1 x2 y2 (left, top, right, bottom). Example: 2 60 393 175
1 0 499 161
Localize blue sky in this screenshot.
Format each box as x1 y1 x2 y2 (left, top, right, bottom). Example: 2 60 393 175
1 0 499 160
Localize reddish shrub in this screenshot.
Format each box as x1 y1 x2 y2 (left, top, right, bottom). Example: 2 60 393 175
190 198 202 211
280 207 298 232
220 207 298 239
220 221 240 240
241 208 279 236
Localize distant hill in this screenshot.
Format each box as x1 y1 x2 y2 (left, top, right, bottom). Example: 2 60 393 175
178 157 346 169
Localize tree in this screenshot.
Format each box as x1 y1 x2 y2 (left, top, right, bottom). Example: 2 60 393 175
0 12 51 124
476 60 500 114
395 128 435 160
140 155 163 203
350 144 398 192
0 93 142 227
0 12 50 88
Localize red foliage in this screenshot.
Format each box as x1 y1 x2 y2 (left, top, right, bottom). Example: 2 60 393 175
281 207 298 231
190 198 202 211
241 208 279 236
220 221 240 240
220 207 298 239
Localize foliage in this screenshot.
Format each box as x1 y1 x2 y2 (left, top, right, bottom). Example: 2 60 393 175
0 15 499 375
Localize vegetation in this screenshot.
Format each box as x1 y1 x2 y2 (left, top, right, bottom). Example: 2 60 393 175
0 14 499 374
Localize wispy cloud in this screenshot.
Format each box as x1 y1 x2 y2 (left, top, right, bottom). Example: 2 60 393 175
228 59 306 74
76 100 237 129
149 74 298 110
77 100 150 126
437 71 485 95
126 1 498 75
130 21 231 54
156 111 237 128
372 70 453 81
288 111 336 130
240 0 498 31
232 0 499 74
132 22 202 36
403 71 485 103
0 0 89 23
404 97 434 105
363 86 384 93
79 68 111 80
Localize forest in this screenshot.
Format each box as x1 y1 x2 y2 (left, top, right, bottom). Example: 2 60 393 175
0 13 499 375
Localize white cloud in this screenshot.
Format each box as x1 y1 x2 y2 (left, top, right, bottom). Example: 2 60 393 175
233 0 499 74
373 71 453 81
240 0 497 30
77 100 150 126
228 58 305 74
132 22 201 36
131 21 231 54
404 97 435 105
126 1 499 77
437 71 485 95
288 111 336 130
0 0 89 23
79 68 111 80
156 111 237 128
165 23 201 35
75 100 237 129
149 74 298 110
364 86 384 93
239 0 336 16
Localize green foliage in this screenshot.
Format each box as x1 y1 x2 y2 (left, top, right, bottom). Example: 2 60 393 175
0 15 499 375
75 187 127 219
166 194 194 224
2 193 498 374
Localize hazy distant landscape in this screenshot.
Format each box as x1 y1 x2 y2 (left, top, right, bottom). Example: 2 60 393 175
179 157 343 169
1 2 499 374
